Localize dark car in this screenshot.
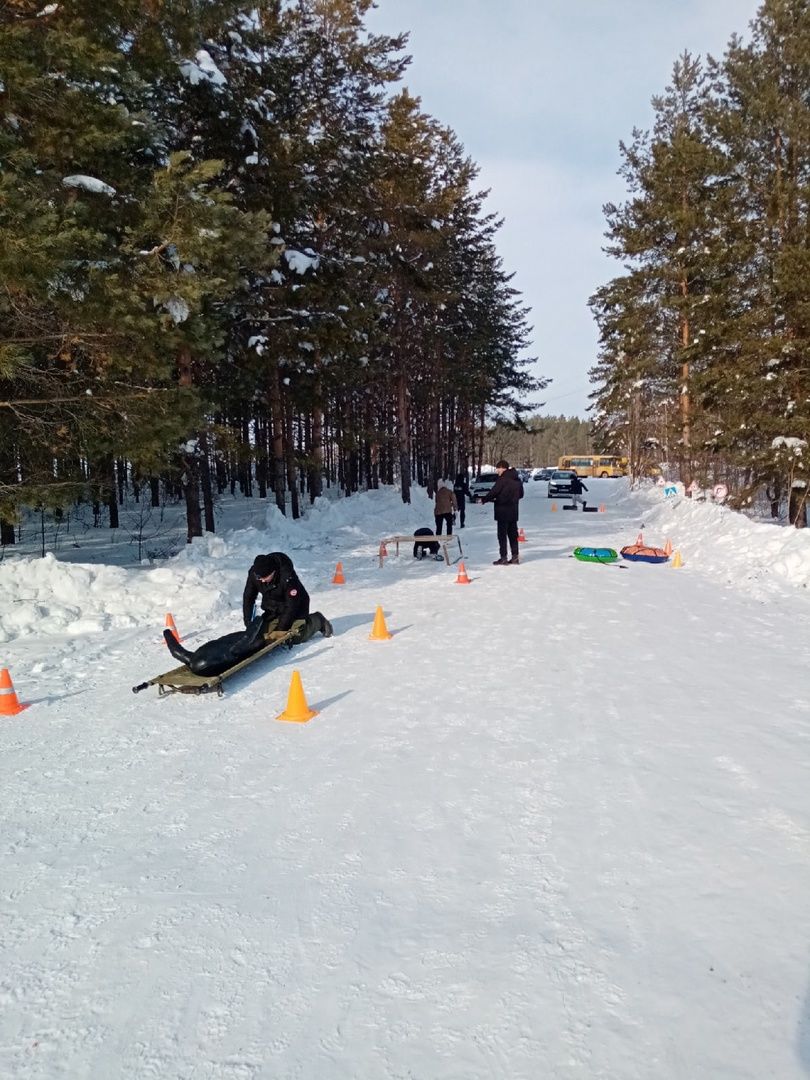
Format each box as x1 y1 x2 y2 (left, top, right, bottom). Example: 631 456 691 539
548 469 577 497
533 468 552 481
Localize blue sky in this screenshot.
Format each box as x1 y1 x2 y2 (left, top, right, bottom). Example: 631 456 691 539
366 0 763 418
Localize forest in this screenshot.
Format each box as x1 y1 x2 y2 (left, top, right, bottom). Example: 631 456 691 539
0 0 541 545
589 0 809 526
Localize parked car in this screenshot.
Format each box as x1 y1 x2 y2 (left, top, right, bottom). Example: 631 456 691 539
517 469 531 483
469 473 499 501
533 468 552 481
547 469 577 497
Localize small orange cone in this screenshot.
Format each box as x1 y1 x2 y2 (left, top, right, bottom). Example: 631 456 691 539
518 528 526 543
551 502 558 512
332 561 346 585
672 550 683 568
599 504 606 513
276 670 318 723
164 612 181 645
636 532 644 546
664 538 673 556
0 668 29 716
369 605 392 640
456 561 471 585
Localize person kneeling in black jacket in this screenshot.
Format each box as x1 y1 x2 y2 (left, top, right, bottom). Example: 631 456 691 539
163 551 332 676
413 527 443 561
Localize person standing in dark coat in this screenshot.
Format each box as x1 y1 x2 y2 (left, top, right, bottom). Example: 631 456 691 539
482 459 524 565
453 471 471 528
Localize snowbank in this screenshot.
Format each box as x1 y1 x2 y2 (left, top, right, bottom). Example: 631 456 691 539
627 482 810 593
0 487 436 643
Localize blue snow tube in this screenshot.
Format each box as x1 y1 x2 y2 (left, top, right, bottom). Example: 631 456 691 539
620 544 669 564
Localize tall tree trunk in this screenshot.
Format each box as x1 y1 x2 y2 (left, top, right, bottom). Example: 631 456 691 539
397 372 411 504
182 454 202 543
199 431 215 533
308 404 324 501
789 485 807 528
285 399 300 519
269 362 286 514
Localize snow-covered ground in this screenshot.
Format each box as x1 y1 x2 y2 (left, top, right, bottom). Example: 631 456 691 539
2 481 810 1079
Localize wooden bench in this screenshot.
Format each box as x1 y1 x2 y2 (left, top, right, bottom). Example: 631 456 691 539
379 533 463 567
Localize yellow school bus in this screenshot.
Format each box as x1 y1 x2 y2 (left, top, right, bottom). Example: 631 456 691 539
557 455 627 478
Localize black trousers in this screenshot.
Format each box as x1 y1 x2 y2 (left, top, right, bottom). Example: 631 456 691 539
165 613 328 676
455 495 466 527
434 512 453 535
497 519 519 559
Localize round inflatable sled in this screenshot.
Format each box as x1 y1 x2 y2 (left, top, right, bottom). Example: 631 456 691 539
573 546 619 563
620 544 669 564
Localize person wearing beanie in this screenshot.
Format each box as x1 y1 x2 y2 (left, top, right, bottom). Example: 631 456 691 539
163 551 332 677
434 478 458 536
481 459 524 565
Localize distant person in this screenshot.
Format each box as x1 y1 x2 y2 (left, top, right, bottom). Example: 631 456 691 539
453 471 471 528
434 479 457 536
163 552 332 676
570 474 589 510
482 459 524 565
413 527 442 561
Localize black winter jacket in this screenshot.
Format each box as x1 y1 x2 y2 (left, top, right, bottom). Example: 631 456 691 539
571 476 588 495
242 552 310 629
453 473 470 501
482 468 524 522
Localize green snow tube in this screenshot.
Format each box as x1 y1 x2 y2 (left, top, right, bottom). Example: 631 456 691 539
573 546 619 563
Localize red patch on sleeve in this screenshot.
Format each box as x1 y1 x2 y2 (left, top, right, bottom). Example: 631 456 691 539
288 588 298 597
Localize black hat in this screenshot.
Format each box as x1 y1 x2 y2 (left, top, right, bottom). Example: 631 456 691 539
252 554 277 578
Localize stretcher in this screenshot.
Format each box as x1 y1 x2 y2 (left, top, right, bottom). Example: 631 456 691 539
131 631 295 698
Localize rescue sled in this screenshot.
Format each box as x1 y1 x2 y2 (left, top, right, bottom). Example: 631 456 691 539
573 546 619 563
131 630 296 698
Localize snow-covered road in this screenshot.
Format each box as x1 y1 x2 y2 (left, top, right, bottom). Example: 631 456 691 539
2 482 810 1079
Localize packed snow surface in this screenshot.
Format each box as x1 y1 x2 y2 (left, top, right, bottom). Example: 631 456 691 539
2 481 809 1079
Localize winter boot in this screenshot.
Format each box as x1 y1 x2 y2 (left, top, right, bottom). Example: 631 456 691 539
321 617 334 638
492 557 508 565
508 556 520 565
164 628 193 665
434 553 444 561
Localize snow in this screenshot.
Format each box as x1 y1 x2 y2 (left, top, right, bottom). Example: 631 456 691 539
284 249 320 275
162 297 190 324
62 174 116 197
179 50 227 88
2 481 810 1078
772 436 807 455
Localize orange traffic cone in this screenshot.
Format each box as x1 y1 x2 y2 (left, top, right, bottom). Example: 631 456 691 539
672 550 683 568
332 562 346 585
0 668 29 716
369 605 392 640
276 670 318 723
636 532 644 546
551 502 558 512
455 561 471 585
599 504 606 513
518 528 526 543
164 612 181 645
664 538 673 556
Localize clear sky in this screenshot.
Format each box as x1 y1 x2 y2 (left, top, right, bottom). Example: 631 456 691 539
366 0 763 418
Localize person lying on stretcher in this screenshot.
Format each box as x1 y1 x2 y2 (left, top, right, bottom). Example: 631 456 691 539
163 552 333 677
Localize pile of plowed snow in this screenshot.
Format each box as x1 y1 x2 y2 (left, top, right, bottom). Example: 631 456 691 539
0 487 436 642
